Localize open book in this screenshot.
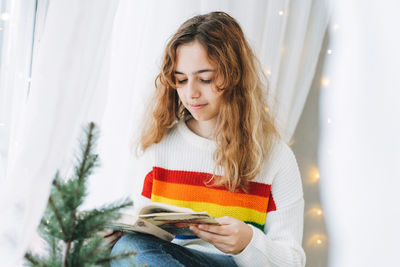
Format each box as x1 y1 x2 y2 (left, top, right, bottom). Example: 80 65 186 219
108 202 219 242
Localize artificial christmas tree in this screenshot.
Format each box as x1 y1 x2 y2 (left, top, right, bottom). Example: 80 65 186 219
24 122 137 266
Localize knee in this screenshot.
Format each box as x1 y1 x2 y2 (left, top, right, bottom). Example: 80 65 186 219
110 234 142 267
111 234 138 256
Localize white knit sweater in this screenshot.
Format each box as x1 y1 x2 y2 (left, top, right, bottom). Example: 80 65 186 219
134 120 306 267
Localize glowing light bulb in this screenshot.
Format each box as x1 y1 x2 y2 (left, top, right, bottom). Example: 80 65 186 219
327 118 332 124
306 206 324 218
306 234 327 248
321 77 330 87
279 10 284 16
1 13 11 21
265 68 272 76
327 49 332 55
46 220 49 224
307 166 320 184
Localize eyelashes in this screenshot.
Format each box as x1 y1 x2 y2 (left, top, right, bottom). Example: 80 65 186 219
176 79 212 84
201 79 212 84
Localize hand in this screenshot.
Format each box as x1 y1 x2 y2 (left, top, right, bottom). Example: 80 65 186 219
189 216 253 254
98 229 123 248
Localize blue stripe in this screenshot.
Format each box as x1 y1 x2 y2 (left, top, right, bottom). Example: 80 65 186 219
174 235 199 240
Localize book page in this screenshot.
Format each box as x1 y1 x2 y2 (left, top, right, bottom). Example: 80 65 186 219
140 213 219 236
139 202 197 215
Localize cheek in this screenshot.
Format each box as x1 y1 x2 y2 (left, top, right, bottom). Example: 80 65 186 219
176 89 185 102
210 90 223 105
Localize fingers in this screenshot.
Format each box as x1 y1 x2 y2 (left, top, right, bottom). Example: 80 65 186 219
195 224 230 235
98 229 123 248
194 216 240 236
190 217 253 255
98 229 114 237
215 216 235 225
104 231 123 248
109 233 123 246
190 225 229 243
190 225 240 254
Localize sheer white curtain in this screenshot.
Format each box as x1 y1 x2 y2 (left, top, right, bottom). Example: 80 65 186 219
0 0 328 265
0 0 37 184
0 1 119 266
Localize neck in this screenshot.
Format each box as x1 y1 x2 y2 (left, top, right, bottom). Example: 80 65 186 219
186 118 217 140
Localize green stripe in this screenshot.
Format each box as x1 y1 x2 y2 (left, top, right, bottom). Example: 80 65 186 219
245 221 265 231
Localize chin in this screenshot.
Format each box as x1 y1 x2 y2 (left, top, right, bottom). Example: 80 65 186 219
191 115 214 122
189 111 217 122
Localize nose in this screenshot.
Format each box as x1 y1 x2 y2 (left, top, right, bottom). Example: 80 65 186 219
187 79 200 99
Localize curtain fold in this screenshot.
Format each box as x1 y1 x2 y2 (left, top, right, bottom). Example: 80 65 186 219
0 0 37 183
0 0 328 265
0 1 119 266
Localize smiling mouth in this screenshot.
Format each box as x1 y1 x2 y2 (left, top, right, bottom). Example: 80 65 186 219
189 104 207 110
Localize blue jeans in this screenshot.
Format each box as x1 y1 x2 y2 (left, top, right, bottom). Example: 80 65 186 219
110 233 238 267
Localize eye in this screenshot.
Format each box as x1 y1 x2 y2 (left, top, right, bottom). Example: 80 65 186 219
177 79 187 84
201 79 212 84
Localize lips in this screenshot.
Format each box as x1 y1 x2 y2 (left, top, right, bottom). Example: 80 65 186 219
189 103 207 110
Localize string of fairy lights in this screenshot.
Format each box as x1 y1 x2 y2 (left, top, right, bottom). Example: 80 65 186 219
304 22 339 250
263 10 340 251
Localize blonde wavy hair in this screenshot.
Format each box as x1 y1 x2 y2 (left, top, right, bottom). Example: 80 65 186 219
140 11 279 192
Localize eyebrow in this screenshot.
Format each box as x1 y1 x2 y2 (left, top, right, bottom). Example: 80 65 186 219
174 69 215 75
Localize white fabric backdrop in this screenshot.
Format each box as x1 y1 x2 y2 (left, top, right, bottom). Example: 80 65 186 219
320 0 400 266
0 0 329 265
0 0 37 185
0 1 120 265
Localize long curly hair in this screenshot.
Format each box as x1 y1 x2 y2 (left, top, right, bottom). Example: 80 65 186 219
140 11 279 192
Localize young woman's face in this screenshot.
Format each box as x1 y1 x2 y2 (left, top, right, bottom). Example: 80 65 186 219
174 41 223 124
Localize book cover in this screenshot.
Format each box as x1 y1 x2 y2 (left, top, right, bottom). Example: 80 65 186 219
109 202 219 241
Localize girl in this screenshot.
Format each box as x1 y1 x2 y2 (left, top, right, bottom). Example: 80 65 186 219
110 11 305 267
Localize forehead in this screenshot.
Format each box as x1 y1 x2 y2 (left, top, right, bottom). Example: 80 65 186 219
175 41 215 74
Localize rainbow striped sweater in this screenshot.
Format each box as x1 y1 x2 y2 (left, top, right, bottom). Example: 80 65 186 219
135 120 306 267
142 167 276 232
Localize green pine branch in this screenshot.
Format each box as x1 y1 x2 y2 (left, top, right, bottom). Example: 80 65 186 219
24 122 136 267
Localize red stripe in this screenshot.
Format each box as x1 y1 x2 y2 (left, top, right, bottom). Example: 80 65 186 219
267 191 276 212
141 167 277 210
141 170 153 199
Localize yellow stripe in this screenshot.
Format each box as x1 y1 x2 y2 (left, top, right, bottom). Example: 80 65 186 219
151 194 266 225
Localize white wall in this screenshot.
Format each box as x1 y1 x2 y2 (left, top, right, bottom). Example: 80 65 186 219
294 1 400 266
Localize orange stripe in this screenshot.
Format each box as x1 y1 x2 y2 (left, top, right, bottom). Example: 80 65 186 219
153 180 269 213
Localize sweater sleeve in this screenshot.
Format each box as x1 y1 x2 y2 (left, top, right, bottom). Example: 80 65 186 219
233 143 306 267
